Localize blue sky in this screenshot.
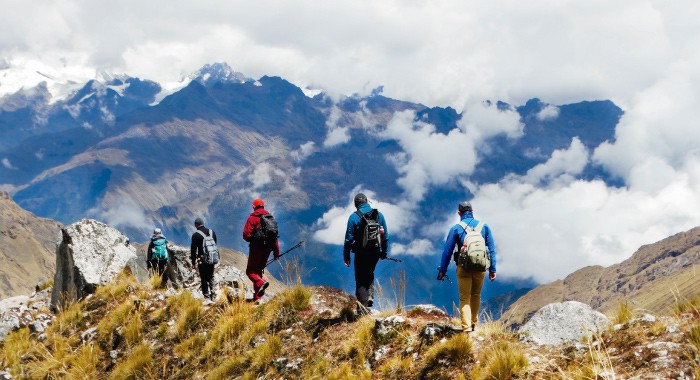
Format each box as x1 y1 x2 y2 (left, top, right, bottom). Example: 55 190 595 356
2 0 700 282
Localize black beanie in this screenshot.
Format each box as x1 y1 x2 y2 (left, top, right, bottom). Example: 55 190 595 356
458 201 472 213
354 193 368 208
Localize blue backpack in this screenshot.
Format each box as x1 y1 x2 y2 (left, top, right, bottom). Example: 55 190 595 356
152 238 169 261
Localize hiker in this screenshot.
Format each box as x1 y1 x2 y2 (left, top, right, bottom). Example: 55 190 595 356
146 228 174 287
437 201 497 332
343 193 389 313
242 198 280 302
190 217 219 301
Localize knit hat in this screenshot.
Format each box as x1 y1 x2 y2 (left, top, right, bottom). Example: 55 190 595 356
354 193 368 208
153 228 162 235
252 198 265 208
458 201 473 213
194 217 204 226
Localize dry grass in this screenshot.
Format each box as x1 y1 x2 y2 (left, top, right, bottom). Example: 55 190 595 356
108 343 153 379
474 340 528 379
612 301 634 325
421 333 473 379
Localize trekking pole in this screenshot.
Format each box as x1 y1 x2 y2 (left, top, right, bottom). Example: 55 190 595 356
265 240 305 266
381 256 403 263
437 267 453 284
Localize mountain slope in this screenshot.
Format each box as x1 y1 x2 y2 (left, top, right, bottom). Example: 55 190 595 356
502 225 700 327
0 191 62 298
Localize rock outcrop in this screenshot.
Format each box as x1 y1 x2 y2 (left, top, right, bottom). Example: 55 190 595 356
50 219 144 311
519 301 611 346
0 288 52 343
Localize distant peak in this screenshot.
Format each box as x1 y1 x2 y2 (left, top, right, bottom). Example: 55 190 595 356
193 62 252 86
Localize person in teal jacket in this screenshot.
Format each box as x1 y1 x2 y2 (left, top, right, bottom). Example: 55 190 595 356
437 201 497 331
343 193 390 313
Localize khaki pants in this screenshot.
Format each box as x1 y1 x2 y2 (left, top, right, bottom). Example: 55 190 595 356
456 266 486 330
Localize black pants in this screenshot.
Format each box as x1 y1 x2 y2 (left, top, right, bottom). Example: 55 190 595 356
150 259 172 287
198 263 215 297
354 252 380 307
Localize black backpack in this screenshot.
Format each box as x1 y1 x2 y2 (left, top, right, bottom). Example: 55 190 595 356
355 209 381 249
253 213 279 246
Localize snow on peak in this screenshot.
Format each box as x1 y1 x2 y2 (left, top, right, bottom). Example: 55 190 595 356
0 58 95 104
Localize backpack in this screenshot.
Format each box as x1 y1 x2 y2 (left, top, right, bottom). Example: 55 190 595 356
196 230 220 265
152 238 169 261
457 220 489 272
355 209 382 249
252 213 279 247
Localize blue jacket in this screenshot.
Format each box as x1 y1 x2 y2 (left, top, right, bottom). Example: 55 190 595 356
439 212 496 273
344 203 390 261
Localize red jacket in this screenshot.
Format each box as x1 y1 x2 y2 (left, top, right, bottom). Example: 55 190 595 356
243 208 280 267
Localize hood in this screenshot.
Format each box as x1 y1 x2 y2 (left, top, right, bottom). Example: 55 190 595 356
151 233 166 241
250 208 269 217
356 203 373 214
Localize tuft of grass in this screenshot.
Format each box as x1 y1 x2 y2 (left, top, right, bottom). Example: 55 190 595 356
206 356 250 380
474 340 528 380
49 301 85 334
203 308 249 355
174 334 207 362
97 298 135 344
689 323 700 349
64 344 103 379
378 356 412 378
612 301 634 325
326 362 372 380
95 269 139 301
148 270 164 289
36 279 54 292
250 335 282 373
108 343 153 380
673 295 700 317
0 328 33 371
421 333 473 378
168 291 204 340
389 270 407 313
123 311 144 346
344 316 377 365
275 285 312 312
300 354 332 379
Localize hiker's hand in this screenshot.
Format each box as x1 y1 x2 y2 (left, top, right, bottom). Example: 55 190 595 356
191 263 196 269
437 272 445 281
489 272 496 281
344 259 350 267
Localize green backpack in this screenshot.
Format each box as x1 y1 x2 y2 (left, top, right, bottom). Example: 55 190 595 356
457 220 489 272
152 238 169 261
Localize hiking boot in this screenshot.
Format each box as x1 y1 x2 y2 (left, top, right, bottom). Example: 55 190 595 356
209 292 217 301
471 324 476 332
366 299 373 307
257 282 269 298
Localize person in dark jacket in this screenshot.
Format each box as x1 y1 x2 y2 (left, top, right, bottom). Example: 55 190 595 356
190 217 218 301
343 193 390 313
147 228 173 287
243 198 280 302
437 201 497 332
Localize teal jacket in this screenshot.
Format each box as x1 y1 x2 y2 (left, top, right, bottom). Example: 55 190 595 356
343 203 390 261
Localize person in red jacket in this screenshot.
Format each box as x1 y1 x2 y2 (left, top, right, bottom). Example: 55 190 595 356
243 198 280 301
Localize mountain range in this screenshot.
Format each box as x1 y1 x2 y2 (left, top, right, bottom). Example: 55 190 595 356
0 62 625 310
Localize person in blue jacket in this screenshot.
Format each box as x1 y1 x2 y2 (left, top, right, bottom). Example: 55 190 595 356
437 201 497 332
344 193 390 313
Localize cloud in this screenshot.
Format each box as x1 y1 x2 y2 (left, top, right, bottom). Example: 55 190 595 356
519 137 589 186
291 141 316 162
98 195 152 231
390 239 436 256
312 187 414 245
382 103 521 204
1 158 17 170
536 104 560 121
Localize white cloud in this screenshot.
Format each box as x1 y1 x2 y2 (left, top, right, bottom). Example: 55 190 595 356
291 141 316 162
390 239 435 256
520 137 589 186
98 195 152 231
312 187 413 245
2 158 17 170
382 103 521 204
536 104 560 121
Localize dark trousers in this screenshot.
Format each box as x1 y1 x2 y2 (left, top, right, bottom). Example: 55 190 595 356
149 259 172 287
354 252 380 307
198 263 215 296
